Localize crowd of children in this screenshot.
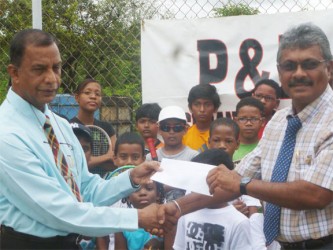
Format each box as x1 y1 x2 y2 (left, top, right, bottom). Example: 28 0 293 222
69 78 281 250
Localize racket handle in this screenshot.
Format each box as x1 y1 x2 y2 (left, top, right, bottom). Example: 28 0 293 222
146 138 158 161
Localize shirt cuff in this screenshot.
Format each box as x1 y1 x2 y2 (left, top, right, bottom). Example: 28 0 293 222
128 168 141 189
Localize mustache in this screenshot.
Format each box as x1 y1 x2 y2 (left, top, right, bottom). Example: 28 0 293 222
38 85 59 91
288 78 313 87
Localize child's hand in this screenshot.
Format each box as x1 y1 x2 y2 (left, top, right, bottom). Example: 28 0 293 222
232 199 249 216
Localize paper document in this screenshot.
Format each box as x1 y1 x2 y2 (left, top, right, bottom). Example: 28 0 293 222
151 158 215 196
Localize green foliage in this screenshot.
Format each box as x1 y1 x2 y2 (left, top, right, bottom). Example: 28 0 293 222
214 3 259 17
0 0 157 106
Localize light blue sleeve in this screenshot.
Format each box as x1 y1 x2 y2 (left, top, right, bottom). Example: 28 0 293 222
0 130 138 237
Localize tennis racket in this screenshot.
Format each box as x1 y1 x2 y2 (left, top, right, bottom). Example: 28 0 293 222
86 125 111 157
104 165 135 180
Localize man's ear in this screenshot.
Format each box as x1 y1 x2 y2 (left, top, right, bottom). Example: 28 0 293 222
327 60 333 87
7 64 18 86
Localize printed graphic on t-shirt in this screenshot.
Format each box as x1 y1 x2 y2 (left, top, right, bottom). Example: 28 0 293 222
186 221 224 250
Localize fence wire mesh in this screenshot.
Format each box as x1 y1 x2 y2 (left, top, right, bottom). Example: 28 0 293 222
1 0 333 134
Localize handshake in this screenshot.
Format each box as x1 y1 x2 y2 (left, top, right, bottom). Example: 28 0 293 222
130 161 183 236
137 201 182 237
130 157 237 236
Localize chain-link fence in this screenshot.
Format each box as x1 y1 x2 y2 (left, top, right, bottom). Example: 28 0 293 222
1 0 333 134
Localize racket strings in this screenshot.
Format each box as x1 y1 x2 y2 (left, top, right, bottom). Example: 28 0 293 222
87 126 110 156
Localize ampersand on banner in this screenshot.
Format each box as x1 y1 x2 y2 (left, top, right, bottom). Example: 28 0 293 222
235 39 270 99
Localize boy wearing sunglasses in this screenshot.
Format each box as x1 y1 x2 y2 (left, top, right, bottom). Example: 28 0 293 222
146 105 198 201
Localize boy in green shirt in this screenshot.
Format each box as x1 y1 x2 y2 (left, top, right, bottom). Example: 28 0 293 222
233 97 265 163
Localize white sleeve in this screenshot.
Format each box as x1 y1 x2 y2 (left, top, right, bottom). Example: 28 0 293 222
249 213 267 250
229 219 252 250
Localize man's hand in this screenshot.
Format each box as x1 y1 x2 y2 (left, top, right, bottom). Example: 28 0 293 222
138 203 164 237
140 200 181 237
157 201 181 232
130 161 161 186
206 164 241 195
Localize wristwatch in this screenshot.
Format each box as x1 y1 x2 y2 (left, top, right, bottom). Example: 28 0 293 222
240 177 252 195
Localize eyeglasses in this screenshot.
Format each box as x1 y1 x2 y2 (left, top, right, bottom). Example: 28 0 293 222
253 94 276 102
159 124 186 133
236 117 262 124
277 59 327 72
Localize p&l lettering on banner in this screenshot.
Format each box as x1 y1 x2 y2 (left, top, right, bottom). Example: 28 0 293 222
141 9 333 115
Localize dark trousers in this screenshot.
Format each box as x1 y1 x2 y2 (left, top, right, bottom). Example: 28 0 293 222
279 235 333 250
0 225 79 250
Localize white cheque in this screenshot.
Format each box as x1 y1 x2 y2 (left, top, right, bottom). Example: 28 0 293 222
151 158 215 196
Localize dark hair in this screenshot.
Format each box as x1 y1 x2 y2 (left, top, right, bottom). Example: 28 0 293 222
123 181 165 207
191 148 234 170
114 132 145 156
235 97 265 116
277 23 332 62
75 78 100 94
188 84 221 109
253 79 281 99
10 29 57 67
210 118 240 140
135 103 162 122
155 182 165 204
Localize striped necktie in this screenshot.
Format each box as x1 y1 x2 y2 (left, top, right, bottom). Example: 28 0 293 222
43 115 82 201
264 116 302 245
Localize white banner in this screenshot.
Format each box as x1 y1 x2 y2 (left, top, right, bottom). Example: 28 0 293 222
141 9 333 120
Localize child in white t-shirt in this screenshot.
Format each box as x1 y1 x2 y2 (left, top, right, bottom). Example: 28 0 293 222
207 118 280 250
173 149 251 250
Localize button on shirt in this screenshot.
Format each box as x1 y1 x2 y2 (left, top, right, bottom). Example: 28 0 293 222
0 88 138 237
235 86 333 242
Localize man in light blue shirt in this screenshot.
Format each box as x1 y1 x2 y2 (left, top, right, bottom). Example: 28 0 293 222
0 29 165 249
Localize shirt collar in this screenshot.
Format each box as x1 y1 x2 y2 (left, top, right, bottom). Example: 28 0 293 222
286 85 332 123
7 87 51 124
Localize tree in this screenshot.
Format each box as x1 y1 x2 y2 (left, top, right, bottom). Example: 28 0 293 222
0 0 158 105
213 3 259 17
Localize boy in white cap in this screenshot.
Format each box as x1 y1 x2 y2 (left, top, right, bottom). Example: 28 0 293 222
146 105 199 249
146 105 198 201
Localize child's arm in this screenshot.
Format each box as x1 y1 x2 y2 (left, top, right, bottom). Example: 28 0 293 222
96 236 109 250
115 232 128 250
164 227 176 250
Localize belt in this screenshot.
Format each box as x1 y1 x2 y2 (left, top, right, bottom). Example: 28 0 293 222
0 225 82 249
279 235 333 249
